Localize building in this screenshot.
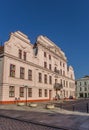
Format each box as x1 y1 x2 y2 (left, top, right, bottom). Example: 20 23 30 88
76 76 89 98
0 31 75 104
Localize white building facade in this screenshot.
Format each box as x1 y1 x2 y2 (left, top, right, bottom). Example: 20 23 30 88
0 31 75 104
76 76 89 98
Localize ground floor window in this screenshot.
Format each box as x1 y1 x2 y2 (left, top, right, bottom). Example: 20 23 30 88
39 89 42 97
44 89 47 97
28 88 32 97
20 87 24 97
79 93 83 98
9 86 15 97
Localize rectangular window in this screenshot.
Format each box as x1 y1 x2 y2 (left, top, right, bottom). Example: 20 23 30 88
44 74 47 84
20 67 25 79
9 86 15 97
39 73 42 83
39 89 42 97
20 87 24 97
28 88 32 97
44 52 46 57
44 62 47 68
19 49 22 59
28 69 32 80
49 64 51 70
49 55 51 60
10 64 15 77
49 76 52 84
44 89 47 97
23 52 26 61
55 79 57 83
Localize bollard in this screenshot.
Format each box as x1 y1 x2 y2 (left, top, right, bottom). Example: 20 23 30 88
86 103 88 113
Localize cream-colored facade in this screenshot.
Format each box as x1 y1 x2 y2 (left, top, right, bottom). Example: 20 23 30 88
76 76 89 98
0 31 75 104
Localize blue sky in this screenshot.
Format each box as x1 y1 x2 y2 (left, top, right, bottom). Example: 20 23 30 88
0 0 89 79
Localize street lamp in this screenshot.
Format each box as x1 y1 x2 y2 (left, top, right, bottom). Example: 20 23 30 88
24 85 28 106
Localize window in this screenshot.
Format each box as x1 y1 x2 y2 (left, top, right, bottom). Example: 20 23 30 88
63 71 65 76
60 69 62 75
39 73 42 83
49 64 51 70
44 89 47 97
44 74 47 84
19 49 22 59
63 63 65 67
84 82 87 86
60 61 62 66
85 87 87 91
20 87 24 97
80 87 82 91
55 79 57 83
49 55 51 60
20 67 25 79
44 62 47 68
80 82 81 86
39 89 42 97
28 88 32 97
28 69 32 80
9 86 15 97
23 52 26 61
10 64 15 77
44 52 46 57
49 76 52 84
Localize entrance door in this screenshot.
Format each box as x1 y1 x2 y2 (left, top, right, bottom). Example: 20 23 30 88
49 90 52 100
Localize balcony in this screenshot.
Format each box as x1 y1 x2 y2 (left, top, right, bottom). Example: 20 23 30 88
54 83 63 90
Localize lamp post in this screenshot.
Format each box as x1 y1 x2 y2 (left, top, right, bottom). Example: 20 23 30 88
24 85 28 106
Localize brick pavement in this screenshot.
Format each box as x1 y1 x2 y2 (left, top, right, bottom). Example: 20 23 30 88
0 103 89 130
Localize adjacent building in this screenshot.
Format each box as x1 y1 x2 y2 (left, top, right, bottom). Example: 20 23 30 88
76 76 89 98
0 31 75 104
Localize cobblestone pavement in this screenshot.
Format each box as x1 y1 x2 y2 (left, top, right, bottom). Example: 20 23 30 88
0 102 89 130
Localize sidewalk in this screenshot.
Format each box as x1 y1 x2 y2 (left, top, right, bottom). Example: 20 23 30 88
0 103 89 130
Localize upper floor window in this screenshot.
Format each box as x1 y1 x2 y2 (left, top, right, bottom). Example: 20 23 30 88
80 87 82 91
63 71 65 76
49 76 52 84
55 79 57 83
44 62 47 68
49 64 51 70
19 49 22 59
9 86 15 97
49 55 51 60
10 64 15 77
19 87 24 97
60 61 62 66
63 63 65 67
44 74 47 84
28 69 32 80
85 87 87 91
39 73 42 83
84 82 87 86
44 52 46 57
28 88 32 97
79 82 81 86
23 52 26 61
20 67 25 79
